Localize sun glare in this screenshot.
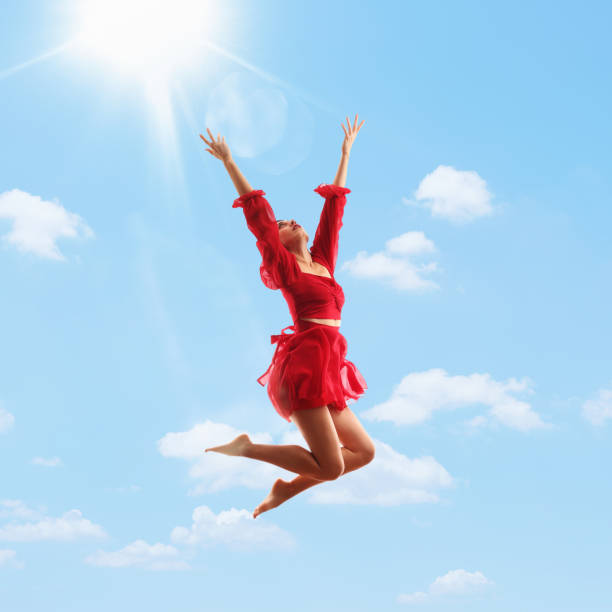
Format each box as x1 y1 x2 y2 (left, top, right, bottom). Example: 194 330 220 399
74 0 215 76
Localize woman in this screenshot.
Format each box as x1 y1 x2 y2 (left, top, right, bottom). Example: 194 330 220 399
199 114 375 519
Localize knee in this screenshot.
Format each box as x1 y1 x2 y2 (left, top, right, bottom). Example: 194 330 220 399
318 460 345 481
360 445 376 466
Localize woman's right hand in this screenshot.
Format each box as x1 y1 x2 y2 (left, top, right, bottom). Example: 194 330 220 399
199 128 232 163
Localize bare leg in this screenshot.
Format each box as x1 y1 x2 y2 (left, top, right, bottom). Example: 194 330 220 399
205 406 345 481
253 406 376 518
252 446 373 518
205 433 336 480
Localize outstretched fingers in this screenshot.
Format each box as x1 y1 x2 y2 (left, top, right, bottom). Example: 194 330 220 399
199 130 226 159
342 114 365 138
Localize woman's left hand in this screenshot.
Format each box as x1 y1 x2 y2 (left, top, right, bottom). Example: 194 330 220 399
341 114 365 155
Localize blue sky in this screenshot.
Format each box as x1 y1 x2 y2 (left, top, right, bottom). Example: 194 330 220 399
1 0 611 610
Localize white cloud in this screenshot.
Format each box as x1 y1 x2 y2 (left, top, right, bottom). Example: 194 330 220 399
158 420 278 495
0 508 106 542
397 591 427 604
0 549 24 569
398 569 493 604
85 540 189 571
301 436 453 506
361 368 549 432
0 189 93 260
582 388 612 426
0 405 14 433
341 231 439 292
386 232 437 256
159 421 453 505
170 505 296 551
430 569 492 594
406 165 494 223
31 456 63 467
0 500 44 521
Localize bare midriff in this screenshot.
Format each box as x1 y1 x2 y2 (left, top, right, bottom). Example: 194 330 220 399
299 317 341 327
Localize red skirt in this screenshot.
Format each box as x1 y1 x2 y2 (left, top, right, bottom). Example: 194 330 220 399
257 319 367 422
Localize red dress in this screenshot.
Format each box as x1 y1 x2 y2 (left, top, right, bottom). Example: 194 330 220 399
232 184 367 422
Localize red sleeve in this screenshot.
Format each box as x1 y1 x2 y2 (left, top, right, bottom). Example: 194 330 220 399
310 184 351 274
232 189 299 290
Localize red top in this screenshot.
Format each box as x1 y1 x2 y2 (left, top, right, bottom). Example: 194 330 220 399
232 184 351 323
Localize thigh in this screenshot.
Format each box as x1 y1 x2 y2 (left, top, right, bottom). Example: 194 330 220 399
291 406 343 468
328 406 376 458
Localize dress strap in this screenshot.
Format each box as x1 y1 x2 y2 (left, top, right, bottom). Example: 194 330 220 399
257 324 296 386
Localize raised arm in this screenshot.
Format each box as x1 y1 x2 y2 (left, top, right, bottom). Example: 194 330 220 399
231 190 299 289
310 115 365 273
199 128 253 196
332 114 365 187
199 129 298 290
310 184 351 274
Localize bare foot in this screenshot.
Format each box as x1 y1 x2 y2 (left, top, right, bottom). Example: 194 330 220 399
253 478 295 519
204 433 252 457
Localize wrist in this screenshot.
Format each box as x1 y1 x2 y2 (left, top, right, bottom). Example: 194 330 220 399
341 150 350 158
222 156 234 166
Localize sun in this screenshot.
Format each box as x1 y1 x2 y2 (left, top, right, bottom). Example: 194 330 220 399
73 0 217 77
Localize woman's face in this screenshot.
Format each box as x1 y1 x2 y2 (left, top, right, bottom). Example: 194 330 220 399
277 219 308 248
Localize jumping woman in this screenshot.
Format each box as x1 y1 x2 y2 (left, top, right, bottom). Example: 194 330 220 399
199 114 375 519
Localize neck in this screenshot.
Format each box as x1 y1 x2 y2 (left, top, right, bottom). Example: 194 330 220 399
287 241 312 265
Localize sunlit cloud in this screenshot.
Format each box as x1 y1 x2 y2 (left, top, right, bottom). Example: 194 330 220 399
170 504 297 551
85 540 190 571
158 420 276 495
0 189 93 260
31 457 63 468
0 508 106 542
0 500 44 521
158 421 454 505
582 387 612 426
361 368 550 432
404 165 495 223
304 438 454 506
398 569 493 605
341 231 439 292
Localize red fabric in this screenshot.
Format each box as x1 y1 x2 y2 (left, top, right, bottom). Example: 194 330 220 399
232 189 299 291
259 319 367 423
232 184 350 321
310 183 351 274
233 185 367 421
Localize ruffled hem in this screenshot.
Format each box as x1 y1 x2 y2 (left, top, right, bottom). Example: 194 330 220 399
232 189 266 208
313 184 351 198
259 323 367 423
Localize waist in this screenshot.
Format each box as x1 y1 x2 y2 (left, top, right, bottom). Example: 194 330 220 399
296 318 341 332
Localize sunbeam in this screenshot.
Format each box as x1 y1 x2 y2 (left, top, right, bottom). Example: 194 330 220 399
62 0 328 191
200 39 335 114
0 40 75 80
